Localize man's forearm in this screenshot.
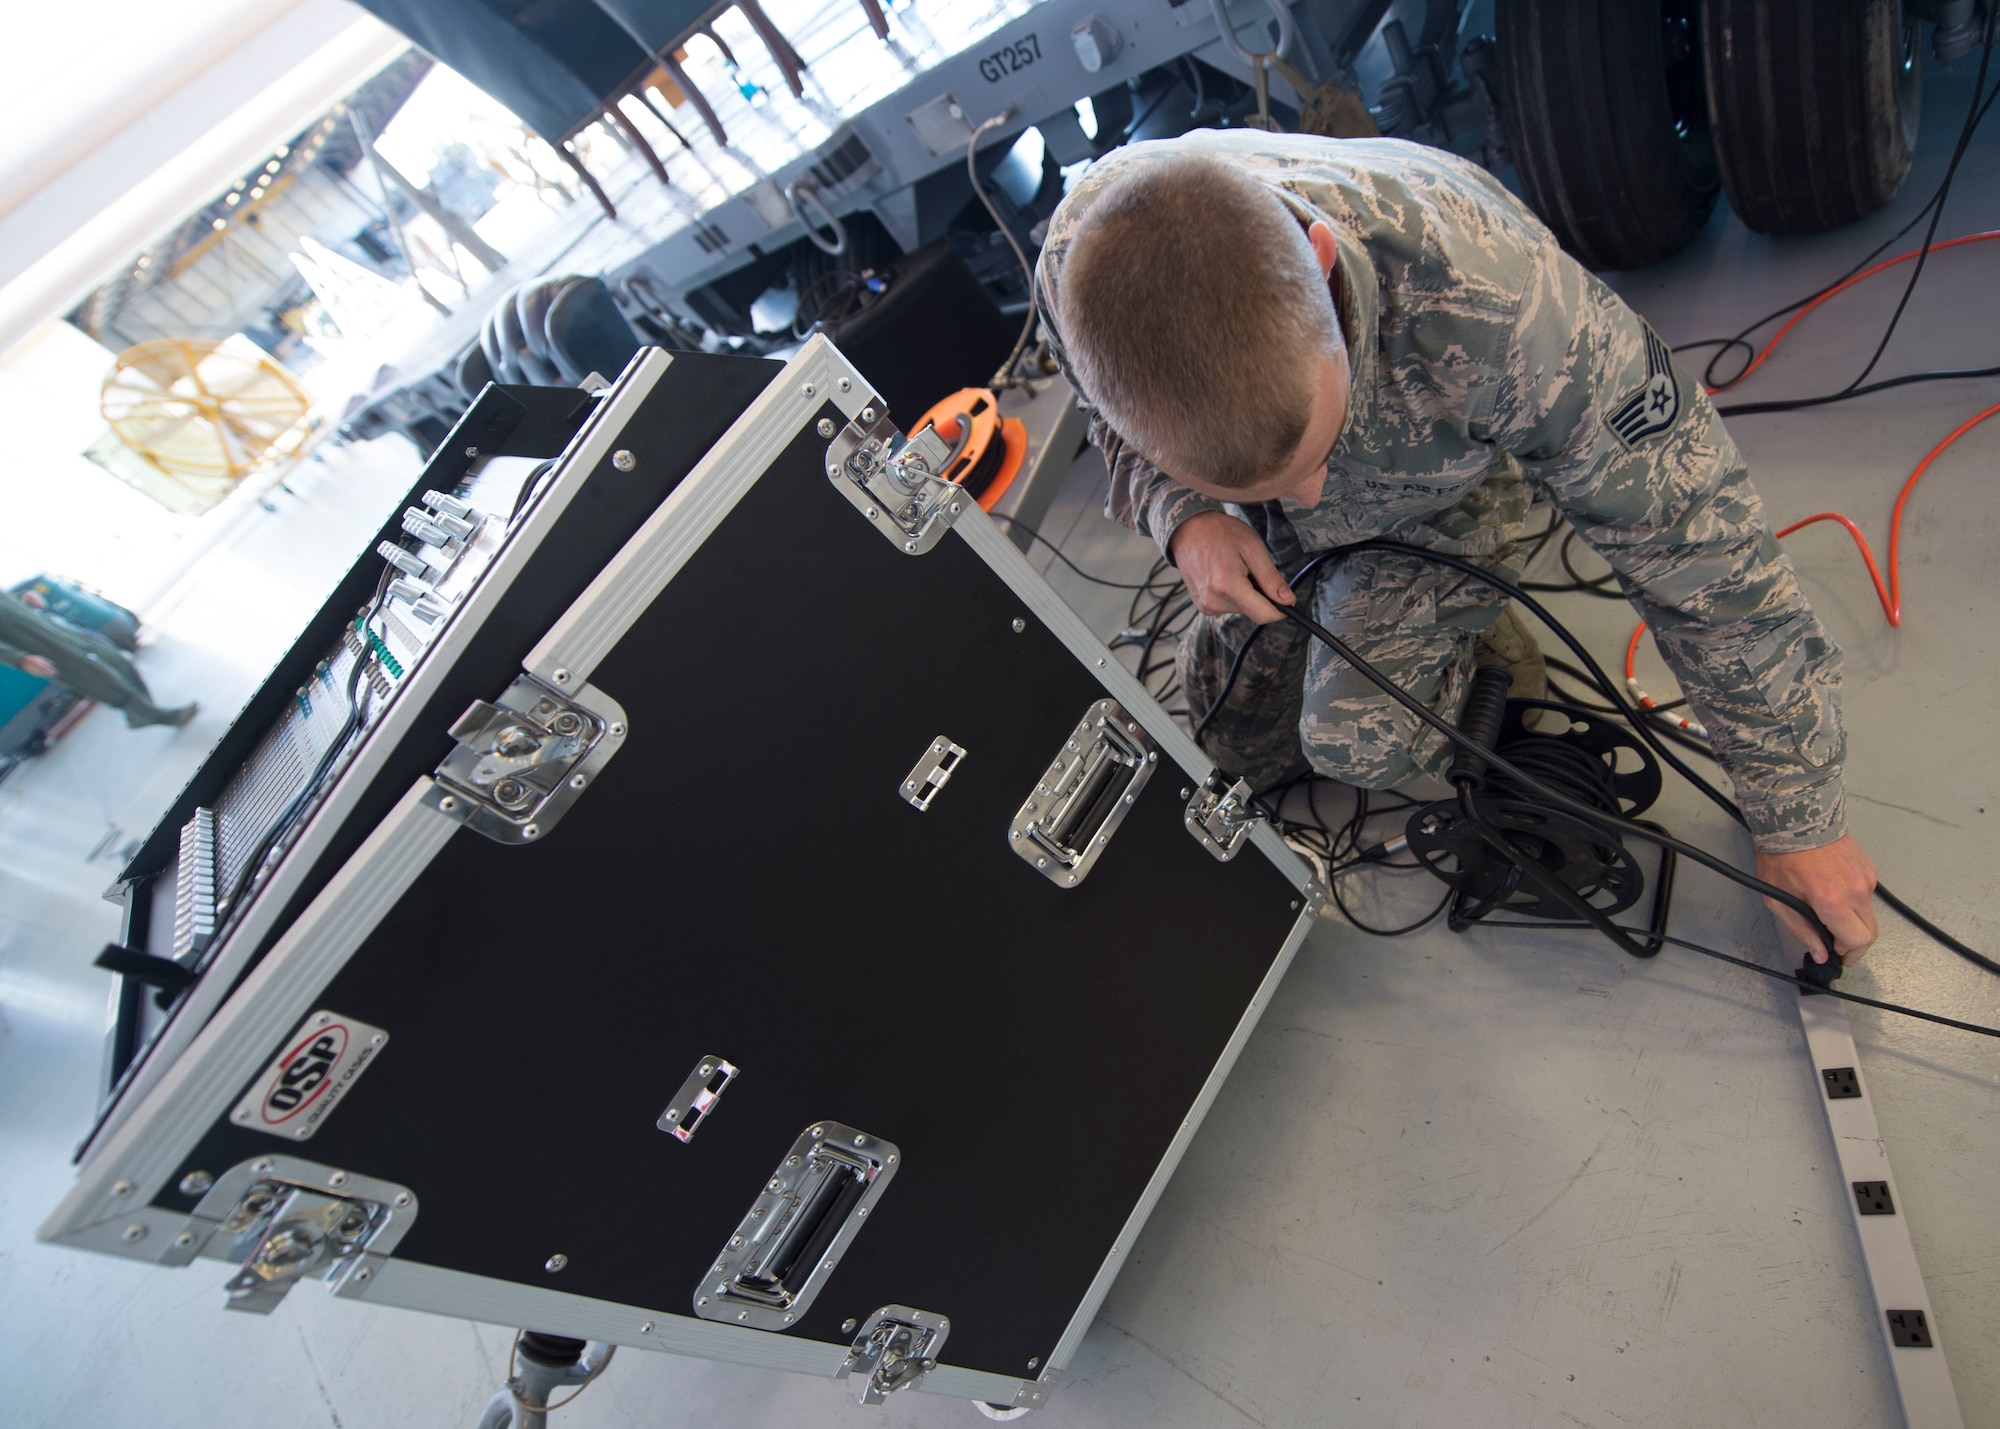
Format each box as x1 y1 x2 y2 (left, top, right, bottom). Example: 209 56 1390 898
1571 490 1849 852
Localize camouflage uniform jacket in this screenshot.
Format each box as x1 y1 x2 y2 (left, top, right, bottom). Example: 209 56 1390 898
1033 132 1845 853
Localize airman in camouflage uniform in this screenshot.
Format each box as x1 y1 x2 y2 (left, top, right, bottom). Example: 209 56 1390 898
0 589 195 729
1035 133 1845 857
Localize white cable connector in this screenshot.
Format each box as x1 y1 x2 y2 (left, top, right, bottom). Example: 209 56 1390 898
1624 676 1710 738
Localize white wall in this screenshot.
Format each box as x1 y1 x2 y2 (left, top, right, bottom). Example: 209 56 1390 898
0 0 406 357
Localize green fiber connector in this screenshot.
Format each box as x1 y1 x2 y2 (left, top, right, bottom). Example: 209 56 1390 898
355 619 405 680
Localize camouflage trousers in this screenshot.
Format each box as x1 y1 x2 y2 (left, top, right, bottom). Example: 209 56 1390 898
1182 498 1535 792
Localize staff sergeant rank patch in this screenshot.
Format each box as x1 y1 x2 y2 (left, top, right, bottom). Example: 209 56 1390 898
1605 325 1681 449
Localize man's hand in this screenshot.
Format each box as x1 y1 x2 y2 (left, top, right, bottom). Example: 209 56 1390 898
18 655 57 680
1169 512 1295 623
1756 833 1880 966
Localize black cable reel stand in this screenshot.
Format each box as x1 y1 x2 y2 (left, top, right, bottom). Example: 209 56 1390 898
1403 664 1678 947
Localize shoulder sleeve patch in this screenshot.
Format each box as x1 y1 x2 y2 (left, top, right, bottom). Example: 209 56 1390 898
1604 325 1682 449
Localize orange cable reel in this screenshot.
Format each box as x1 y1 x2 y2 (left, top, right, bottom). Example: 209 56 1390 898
908 388 1028 511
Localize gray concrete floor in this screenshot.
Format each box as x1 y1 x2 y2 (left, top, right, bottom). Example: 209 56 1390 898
5 60 1999 1429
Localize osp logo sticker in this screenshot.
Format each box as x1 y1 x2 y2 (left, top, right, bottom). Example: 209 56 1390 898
231 1012 389 1140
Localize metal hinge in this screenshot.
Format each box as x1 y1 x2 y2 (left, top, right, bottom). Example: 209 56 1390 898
423 673 627 844
837 1305 950 1405
1184 774 1262 861
657 1054 738 1143
824 407 967 555
163 1155 417 1313
901 737 967 811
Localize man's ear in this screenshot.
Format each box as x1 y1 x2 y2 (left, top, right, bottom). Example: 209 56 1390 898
1306 221 1339 279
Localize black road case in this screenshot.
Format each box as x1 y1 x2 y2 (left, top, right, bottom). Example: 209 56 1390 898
43 338 1318 1413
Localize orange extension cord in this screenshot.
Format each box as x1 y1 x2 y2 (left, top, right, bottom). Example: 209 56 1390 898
1622 233 2000 729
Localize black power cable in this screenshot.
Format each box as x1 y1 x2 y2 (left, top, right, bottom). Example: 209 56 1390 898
1299 539 2000 972
1194 617 1270 747
1001 517 2000 998
1875 883 2000 978
1267 776 1448 933
1174 532 1998 1008
1781 42 1994 395
1514 511 1628 602
1556 666 2000 980
1271 591 1839 957
1674 77 1996 394
1702 24 2000 419
1401 669 1666 934
1185 541 1841 943
1510 506 2000 980
1714 359 2000 418
1332 881 1454 936
1679 34 1999 386
215 566 392 931
989 513 1167 590
1478 922 2000 1039
1271 595 2000 1038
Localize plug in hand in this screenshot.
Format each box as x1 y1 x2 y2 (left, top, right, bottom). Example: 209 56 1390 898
1168 512 1296 624
1756 833 1880 967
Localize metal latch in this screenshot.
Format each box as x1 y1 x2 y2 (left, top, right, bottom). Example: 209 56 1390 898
1184 774 1262 861
424 673 627 844
837 1305 951 1405
223 1186 378 1313
824 407 968 555
694 1122 900 1330
165 1155 417 1313
1010 699 1158 887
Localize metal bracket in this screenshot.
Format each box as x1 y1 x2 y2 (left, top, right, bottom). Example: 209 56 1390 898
1010 699 1159 887
694 1122 900 1330
657 1054 738 1142
901 737 967 811
1184 774 1262 861
168 1155 416 1313
824 408 968 555
423 673 627 844
836 1305 950 1405
1011 1366 1061 1413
